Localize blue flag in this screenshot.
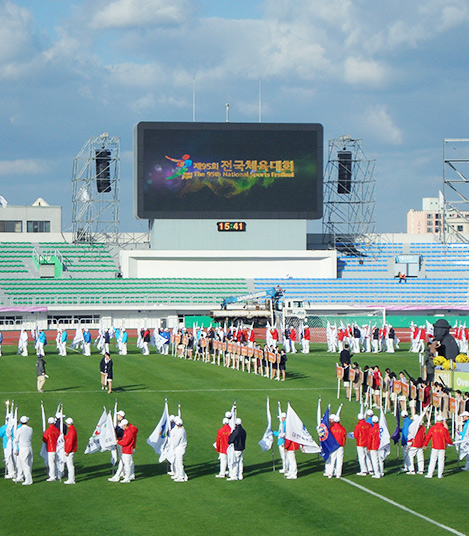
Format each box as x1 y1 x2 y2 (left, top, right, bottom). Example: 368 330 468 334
317 406 340 461
391 412 400 445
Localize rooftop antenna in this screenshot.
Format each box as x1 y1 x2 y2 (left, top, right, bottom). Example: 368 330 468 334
225 103 230 123
259 79 262 123
192 78 196 122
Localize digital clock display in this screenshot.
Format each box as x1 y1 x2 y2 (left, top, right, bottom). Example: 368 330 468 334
217 221 246 232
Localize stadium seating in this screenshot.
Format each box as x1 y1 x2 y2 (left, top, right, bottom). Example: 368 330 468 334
0 239 468 307
0 277 249 307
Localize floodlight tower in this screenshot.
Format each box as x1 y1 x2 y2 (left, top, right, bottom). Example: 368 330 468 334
441 138 469 244
71 133 120 244
322 136 376 257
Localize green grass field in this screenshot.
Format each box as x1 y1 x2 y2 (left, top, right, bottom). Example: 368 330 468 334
0 342 467 536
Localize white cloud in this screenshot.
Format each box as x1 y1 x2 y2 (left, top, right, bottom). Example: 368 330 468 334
362 105 403 145
89 0 191 29
0 159 50 176
0 1 34 63
344 57 388 87
107 62 167 89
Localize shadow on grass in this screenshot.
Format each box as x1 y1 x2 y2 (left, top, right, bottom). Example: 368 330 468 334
285 372 309 381
112 384 147 392
44 386 82 392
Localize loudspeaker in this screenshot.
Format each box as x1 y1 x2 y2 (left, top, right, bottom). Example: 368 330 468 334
96 149 111 193
337 150 352 194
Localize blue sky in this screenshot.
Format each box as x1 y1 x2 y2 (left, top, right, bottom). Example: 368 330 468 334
1 0 468 234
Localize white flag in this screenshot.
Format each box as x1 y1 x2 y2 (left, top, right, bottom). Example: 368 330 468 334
71 326 84 350
379 410 391 460
426 320 434 337
456 436 469 460
56 422 66 478
100 412 117 451
84 409 107 454
258 397 273 452
438 189 444 210
407 413 425 442
147 400 170 456
40 401 48 467
285 403 321 453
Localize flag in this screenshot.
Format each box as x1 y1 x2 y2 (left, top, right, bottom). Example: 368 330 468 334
100 412 117 451
258 397 273 451
285 403 320 453
226 402 237 467
266 322 273 346
84 409 107 454
317 406 340 461
438 189 444 210
56 410 66 478
379 411 391 460
336 403 343 419
391 411 400 444
136 328 143 349
457 436 469 460
71 326 84 351
426 320 434 338
408 413 425 442
153 329 166 352
147 399 170 456
40 400 48 467
0 195 8 208
5 405 16 458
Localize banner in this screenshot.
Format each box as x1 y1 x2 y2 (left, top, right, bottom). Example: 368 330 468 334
285 404 320 453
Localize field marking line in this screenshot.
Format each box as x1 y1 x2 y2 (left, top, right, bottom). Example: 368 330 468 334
0 387 336 395
342 478 467 536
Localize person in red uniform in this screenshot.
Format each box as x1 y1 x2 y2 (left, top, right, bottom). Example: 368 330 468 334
109 419 138 483
406 416 425 475
215 417 231 478
368 415 381 478
302 326 310 354
354 413 371 475
284 438 299 479
372 366 383 408
424 415 453 478
64 417 77 484
328 415 347 478
271 328 278 348
43 417 60 481
290 328 297 353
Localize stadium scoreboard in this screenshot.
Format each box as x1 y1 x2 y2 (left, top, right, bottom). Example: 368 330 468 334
134 122 323 220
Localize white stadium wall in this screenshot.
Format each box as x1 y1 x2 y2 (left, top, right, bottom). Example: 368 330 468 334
119 249 337 279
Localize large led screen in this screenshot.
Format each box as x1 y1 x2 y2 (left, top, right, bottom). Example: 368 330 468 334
134 122 323 220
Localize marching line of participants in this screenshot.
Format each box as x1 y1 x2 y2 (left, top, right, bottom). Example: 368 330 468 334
170 338 289 381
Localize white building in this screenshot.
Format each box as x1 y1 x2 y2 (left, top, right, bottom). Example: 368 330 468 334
0 197 64 240
407 197 469 235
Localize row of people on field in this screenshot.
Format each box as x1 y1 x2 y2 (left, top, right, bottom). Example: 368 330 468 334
327 323 399 354
2 404 468 486
338 353 469 427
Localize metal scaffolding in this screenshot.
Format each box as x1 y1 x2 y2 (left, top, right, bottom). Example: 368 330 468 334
442 138 469 244
71 133 120 244
322 136 376 257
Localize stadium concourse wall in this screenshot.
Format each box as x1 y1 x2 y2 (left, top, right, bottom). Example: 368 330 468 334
118 249 337 279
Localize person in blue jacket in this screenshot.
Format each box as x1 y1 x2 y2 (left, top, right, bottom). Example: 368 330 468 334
401 410 412 472
273 412 287 474
83 328 92 356
121 328 128 356
60 330 68 356
37 329 47 356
